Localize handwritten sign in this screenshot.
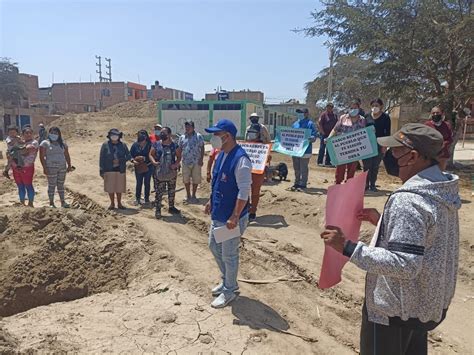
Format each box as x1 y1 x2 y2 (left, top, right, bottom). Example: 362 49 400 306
272 127 310 157
240 142 271 174
326 126 378 166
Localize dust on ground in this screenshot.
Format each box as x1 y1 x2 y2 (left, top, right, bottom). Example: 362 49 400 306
0 101 472 354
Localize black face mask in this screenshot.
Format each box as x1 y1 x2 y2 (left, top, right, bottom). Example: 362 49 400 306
431 114 443 122
160 133 168 140
138 134 146 142
383 149 411 177
250 118 259 124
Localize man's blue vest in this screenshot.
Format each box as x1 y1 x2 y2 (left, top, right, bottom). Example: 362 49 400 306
211 145 249 222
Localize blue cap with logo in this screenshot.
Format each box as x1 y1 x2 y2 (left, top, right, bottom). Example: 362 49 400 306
205 119 238 137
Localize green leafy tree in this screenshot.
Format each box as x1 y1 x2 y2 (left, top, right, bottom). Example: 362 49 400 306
305 54 389 109
0 58 25 105
297 0 473 167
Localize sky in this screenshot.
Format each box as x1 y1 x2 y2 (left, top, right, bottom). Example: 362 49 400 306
0 0 328 103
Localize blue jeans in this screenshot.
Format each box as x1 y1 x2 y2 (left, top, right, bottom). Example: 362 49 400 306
135 166 153 202
208 214 249 295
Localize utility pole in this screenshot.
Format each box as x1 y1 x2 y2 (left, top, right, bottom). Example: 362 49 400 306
327 45 335 102
105 57 112 82
95 55 103 82
95 55 103 110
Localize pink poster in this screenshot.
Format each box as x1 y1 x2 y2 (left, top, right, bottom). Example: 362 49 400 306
318 172 367 289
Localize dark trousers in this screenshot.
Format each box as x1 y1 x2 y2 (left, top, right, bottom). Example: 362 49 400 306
317 135 331 165
360 305 427 355
135 166 153 202
154 176 177 210
363 149 384 189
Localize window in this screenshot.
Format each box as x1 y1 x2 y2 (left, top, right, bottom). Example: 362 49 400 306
162 103 209 110
213 103 242 110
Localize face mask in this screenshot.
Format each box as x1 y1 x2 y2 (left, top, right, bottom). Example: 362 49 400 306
138 134 146 142
371 107 381 114
154 130 161 136
160 133 169 141
349 109 359 117
210 134 225 149
250 118 259 124
383 149 411 177
49 133 59 141
297 113 304 120
431 114 442 123
110 135 119 142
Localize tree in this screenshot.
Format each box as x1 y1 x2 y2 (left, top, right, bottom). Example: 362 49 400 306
0 58 25 105
297 0 473 167
305 54 389 109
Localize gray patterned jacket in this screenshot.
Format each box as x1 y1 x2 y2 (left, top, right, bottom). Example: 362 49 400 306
346 165 461 326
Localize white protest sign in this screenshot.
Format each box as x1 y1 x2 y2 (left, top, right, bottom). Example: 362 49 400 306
239 142 271 174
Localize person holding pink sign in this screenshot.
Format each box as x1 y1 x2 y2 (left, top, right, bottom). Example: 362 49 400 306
321 123 460 355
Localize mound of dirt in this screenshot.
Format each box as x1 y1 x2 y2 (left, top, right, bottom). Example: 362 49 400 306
102 100 157 118
0 196 148 317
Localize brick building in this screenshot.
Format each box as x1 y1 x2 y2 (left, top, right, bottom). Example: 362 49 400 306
147 81 193 101
50 81 147 113
205 90 264 103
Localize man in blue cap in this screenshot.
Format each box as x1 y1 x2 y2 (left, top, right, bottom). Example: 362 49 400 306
204 119 252 308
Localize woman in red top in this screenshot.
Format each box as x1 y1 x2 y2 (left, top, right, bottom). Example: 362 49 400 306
425 105 453 171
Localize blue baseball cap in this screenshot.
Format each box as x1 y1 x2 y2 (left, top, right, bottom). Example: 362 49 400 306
205 119 237 137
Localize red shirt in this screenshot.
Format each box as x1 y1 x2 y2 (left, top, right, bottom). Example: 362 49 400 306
425 120 453 158
149 134 160 144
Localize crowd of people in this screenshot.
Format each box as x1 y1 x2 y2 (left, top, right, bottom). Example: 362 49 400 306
1 102 461 354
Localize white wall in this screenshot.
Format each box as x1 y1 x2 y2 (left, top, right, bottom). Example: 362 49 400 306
213 110 243 137
161 110 211 136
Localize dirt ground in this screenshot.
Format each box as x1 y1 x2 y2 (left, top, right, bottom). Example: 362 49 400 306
0 103 472 354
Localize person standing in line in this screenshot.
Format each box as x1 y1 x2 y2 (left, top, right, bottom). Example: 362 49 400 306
99 128 132 210
321 124 460 355
204 119 252 308
178 121 204 203
12 126 39 206
363 98 391 192
39 127 73 208
130 130 153 206
245 112 271 221
317 103 338 167
149 123 162 144
327 100 367 184
206 147 220 183
291 108 317 191
38 123 47 143
425 105 453 171
149 126 181 219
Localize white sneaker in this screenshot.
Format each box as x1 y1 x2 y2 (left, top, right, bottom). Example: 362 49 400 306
211 292 237 308
211 283 240 296
211 283 224 296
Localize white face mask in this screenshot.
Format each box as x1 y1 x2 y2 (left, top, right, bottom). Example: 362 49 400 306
371 107 381 114
154 130 160 136
210 134 224 149
110 135 119 142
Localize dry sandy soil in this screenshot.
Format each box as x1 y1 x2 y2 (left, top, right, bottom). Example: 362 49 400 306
0 102 472 354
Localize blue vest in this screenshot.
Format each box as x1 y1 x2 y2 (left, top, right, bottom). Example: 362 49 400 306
211 145 250 222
